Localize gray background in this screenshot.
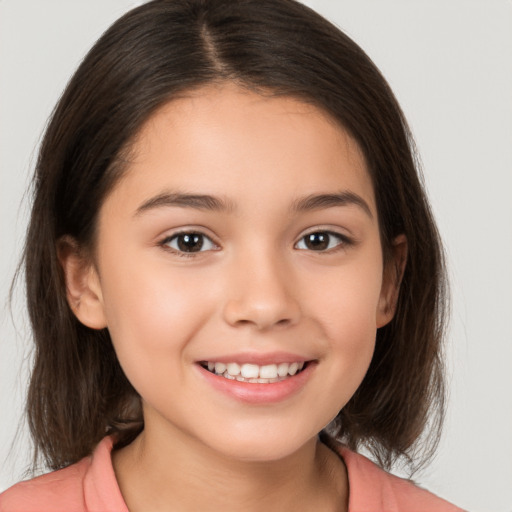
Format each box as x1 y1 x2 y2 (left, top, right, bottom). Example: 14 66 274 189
1 1 511 511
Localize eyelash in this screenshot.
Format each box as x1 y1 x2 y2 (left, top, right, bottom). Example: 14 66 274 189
159 229 352 258
295 230 352 253
159 230 218 258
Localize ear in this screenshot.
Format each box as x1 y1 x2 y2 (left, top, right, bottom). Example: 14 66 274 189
376 234 408 328
57 236 107 329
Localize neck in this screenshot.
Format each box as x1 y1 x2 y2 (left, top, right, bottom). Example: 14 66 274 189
112 425 348 512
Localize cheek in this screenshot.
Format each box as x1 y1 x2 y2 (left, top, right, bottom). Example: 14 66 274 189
323 303 377 397
97 255 215 383
306 252 384 333
304 256 383 399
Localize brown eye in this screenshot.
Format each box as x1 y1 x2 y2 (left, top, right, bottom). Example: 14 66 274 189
163 232 216 253
295 231 347 251
177 233 203 252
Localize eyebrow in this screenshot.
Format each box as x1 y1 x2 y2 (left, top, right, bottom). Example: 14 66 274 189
135 191 236 216
134 190 373 218
290 191 373 218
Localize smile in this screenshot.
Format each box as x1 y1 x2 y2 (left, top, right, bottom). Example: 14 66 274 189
200 361 306 383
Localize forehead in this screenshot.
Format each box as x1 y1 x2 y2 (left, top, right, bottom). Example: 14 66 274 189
107 83 376 217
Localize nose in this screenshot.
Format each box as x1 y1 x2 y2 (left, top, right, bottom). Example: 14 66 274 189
222 248 301 331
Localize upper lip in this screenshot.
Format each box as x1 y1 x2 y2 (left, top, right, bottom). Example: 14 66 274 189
197 351 314 366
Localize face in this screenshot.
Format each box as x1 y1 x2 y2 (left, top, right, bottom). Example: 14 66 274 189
70 84 400 462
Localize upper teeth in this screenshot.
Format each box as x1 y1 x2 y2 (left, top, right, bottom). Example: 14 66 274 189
206 361 304 380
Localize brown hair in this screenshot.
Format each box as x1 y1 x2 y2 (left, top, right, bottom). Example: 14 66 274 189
22 0 447 473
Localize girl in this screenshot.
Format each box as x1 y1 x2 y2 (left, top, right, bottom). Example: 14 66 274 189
0 1 463 510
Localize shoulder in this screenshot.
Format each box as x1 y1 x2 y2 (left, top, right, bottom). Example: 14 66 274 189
0 457 91 512
0 437 127 512
339 447 465 512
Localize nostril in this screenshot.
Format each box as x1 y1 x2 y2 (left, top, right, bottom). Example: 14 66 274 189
222 293 301 330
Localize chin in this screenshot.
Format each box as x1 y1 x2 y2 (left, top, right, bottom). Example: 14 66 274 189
197 420 322 463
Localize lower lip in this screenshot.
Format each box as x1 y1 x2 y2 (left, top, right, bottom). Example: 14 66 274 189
196 363 316 404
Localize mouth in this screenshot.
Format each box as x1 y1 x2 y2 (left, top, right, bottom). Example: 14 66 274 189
199 361 308 384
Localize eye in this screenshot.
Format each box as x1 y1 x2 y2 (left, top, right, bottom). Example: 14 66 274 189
295 231 348 252
162 232 217 254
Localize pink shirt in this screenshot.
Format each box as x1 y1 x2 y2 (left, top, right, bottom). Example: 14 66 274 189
0 437 463 511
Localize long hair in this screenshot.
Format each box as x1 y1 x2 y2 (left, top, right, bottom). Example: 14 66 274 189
22 0 447 472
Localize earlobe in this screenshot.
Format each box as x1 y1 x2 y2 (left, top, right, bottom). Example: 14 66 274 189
57 237 107 329
376 234 408 328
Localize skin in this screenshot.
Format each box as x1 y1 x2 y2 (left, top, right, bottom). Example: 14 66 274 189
61 83 406 512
